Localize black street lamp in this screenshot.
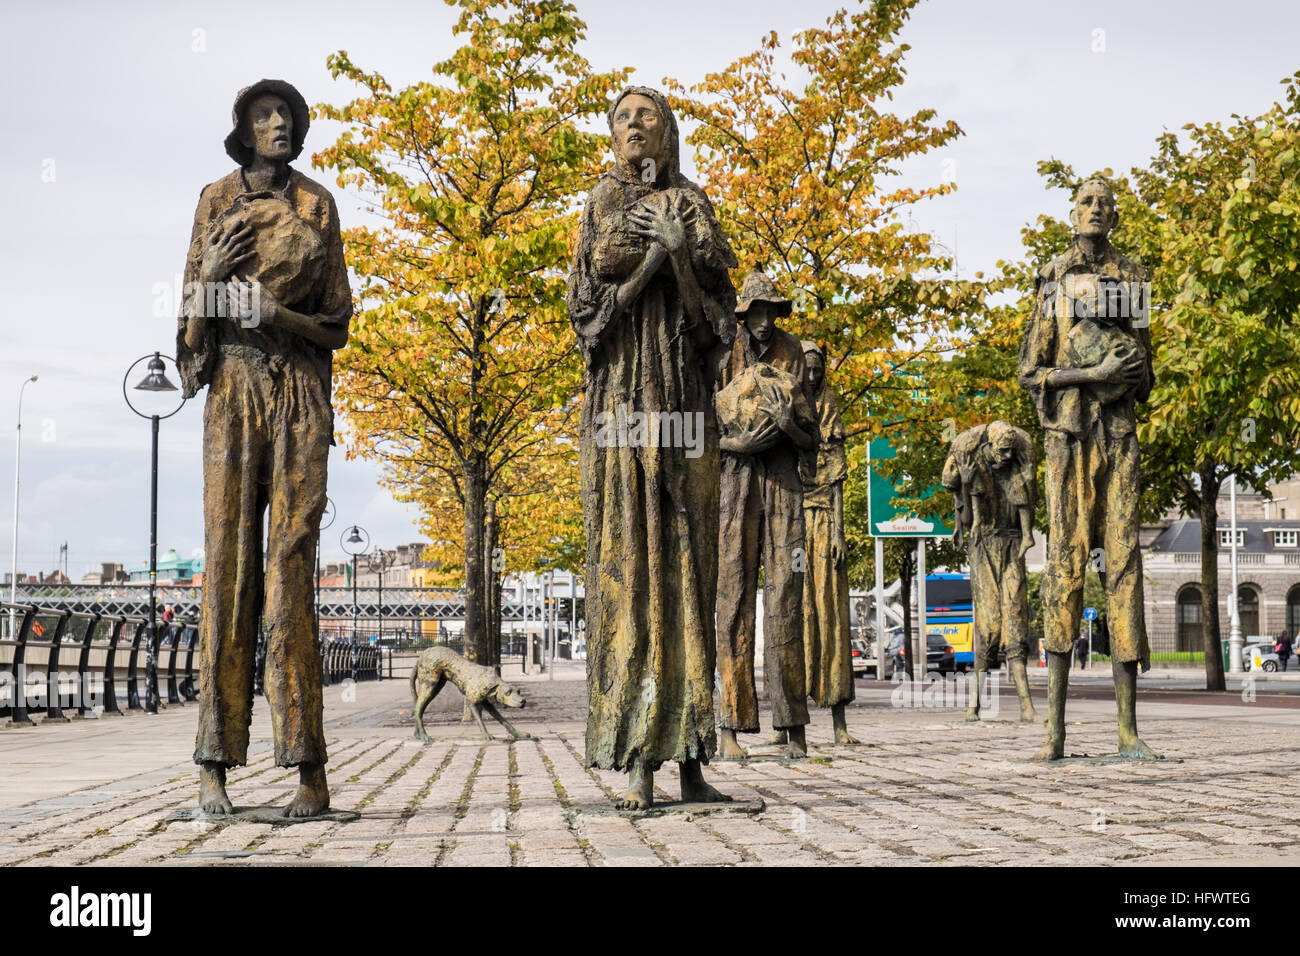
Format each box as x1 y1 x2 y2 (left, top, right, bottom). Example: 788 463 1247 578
367 547 396 646
123 352 185 714
316 497 335 647
341 524 369 642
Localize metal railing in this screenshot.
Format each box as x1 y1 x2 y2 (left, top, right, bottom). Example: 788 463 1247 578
0 601 376 724
0 602 198 723
321 639 383 686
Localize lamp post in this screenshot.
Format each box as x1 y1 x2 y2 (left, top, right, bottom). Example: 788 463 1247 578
123 353 185 714
341 525 369 643
547 568 556 680
316 497 334 648
536 559 549 676
9 375 37 639
368 546 395 646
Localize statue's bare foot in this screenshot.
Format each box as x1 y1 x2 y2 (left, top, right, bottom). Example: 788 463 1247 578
615 758 653 810
679 758 732 803
285 763 330 817
1034 740 1064 761
1117 736 1161 760
964 708 981 723
786 727 808 759
718 729 747 760
198 762 234 815
831 705 860 744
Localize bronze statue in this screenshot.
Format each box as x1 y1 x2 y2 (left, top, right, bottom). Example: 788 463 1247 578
411 646 529 742
1018 178 1157 759
178 80 352 815
713 270 817 760
568 86 737 809
941 421 1038 723
797 341 859 744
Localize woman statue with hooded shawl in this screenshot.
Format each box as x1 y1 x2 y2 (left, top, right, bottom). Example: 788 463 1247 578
799 341 860 745
567 86 737 809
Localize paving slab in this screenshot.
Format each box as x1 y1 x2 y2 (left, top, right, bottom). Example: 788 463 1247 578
2 668 1299 866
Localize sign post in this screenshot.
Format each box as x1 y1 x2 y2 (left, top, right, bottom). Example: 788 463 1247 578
875 537 886 679
866 437 953 682
1083 606 1097 669
916 540 927 679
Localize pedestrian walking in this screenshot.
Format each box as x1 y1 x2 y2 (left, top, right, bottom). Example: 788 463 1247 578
1075 634 1089 670
1276 630 1293 672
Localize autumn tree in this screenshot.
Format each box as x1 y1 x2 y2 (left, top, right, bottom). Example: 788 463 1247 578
313 0 627 666
667 0 997 660
997 72 1300 691
667 0 991 444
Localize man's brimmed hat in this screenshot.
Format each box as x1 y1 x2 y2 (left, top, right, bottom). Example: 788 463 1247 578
735 268 792 318
224 79 310 166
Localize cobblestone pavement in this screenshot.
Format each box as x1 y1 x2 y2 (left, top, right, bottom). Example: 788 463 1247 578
2 665 1299 866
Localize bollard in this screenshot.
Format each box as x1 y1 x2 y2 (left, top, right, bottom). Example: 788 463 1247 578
165 624 183 705
180 626 199 701
126 620 146 710
101 617 126 716
74 612 102 718
43 610 73 722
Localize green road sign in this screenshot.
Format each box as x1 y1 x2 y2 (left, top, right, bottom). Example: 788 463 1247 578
866 436 954 538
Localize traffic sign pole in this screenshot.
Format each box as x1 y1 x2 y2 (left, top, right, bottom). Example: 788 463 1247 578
916 539 927 681
875 537 886 681
1083 606 1097 670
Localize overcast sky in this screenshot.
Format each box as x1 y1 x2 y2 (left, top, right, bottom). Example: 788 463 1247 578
2 0 1298 578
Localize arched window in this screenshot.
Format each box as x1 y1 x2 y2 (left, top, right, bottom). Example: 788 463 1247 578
1237 585 1260 637
1176 585 1202 653
1287 585 1300 640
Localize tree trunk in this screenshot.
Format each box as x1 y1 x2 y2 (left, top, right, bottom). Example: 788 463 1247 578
1198 463 1226 692
484 498 501 673
463 456 488 667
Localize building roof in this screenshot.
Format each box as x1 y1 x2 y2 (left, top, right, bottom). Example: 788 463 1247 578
1148 518 1300 554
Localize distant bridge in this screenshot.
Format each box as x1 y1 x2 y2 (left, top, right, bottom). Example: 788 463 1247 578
9 584 532 622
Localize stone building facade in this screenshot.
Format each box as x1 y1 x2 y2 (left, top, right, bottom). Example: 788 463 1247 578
1021 477 1300 654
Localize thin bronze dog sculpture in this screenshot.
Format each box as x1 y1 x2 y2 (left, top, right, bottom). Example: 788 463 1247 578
410 646 530 742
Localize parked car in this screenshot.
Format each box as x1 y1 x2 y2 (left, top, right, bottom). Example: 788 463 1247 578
886 630 956 676
847 639 868 676
887 630 905 677
1243 642 1280 672
928 634 957 675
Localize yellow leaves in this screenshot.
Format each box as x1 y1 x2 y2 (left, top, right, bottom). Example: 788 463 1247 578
315 2 621 578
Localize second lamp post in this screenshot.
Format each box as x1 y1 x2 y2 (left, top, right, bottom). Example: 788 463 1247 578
123 352 185 714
